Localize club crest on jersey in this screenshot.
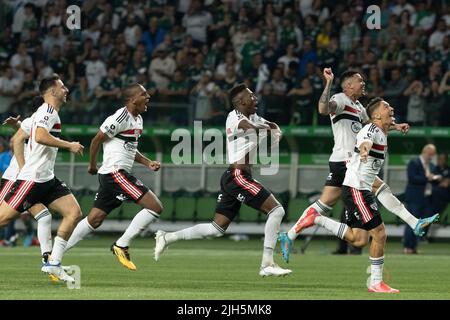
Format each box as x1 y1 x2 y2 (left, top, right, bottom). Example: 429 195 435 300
237 193 245 202
351 121 362 133
372 159 382 170
135 179 143 186
123 141 136 152
370 202 378 211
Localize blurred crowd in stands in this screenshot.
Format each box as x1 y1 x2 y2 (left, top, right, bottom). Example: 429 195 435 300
0 0 449 127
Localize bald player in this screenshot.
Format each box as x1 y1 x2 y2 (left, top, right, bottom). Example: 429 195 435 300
64 83 163 271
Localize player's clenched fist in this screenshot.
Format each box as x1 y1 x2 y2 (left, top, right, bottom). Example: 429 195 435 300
69 141 84 156
323 68 334 83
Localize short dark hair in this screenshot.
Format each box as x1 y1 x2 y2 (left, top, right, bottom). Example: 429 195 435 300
340 70 360 87
39 74 60 94
366 97 384 119
229 83 247 107
122 83 143 102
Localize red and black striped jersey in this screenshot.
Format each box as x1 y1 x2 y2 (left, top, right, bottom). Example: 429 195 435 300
98 107 143 174
329 93 369 162
343 123 387 191
17 104 61 182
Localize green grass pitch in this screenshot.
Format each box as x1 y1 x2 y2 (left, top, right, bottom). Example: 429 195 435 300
1 235 449 300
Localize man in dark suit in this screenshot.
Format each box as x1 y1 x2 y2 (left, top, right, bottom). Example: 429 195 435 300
432 153 450 221
404 144 441 253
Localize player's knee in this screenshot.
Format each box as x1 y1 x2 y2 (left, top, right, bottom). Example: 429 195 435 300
373 228 387 244
0 215 11 227
153 199 163 215
68 207 82 223
87 211 106 228
209 222 226 237
269 205 285 218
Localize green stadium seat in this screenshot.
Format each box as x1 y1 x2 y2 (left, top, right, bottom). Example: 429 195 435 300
79 194 94 216
440 205 450 225
287 198 310 222
330 200 344 218
174 197 196 221
160 196 174 220
238 205 260 222
108 205 122 220
196 197 216 221
121 202 141 220
380 207 399 225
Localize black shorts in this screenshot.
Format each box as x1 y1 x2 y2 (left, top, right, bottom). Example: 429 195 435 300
342 186 382 230
324 161 348 187
3 177 71 213
215 167 271 221
94 169 149 214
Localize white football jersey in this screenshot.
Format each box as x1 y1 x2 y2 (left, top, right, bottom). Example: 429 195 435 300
343 123 387 191
98 107 143 174
225 110 268 164
2 117 32 181
329 93 369 162
17 104 61 183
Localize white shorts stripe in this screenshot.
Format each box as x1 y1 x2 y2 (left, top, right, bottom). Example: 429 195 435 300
8 181 35 210
113 171 142 200
234 169 259 195
0 180 15 202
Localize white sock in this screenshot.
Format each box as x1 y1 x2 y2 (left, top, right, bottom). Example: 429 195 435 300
369 256 384 286
314 215 348 239
262 206 285 267
50 236 67 265
165 222 225 244
376 184 418 229
288 200 332 240
34 209 52 255
65 217 95 252
116 209 159 247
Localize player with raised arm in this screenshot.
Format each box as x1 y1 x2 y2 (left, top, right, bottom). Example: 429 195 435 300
279 69 439 262
286 98 415 292
154 83 290 277
64 83 163 271
0 75 84 282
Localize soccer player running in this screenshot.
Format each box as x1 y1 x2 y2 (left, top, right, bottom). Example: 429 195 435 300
1 115 53 265
289 98 406 292
154 83 291 277
0 75 84 282
279 68 439 262
64 83 162 271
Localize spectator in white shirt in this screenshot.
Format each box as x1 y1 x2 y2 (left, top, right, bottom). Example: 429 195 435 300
148 44 177 89
84 48 107 91
42 25 66 56
429 19 449 51
0 66 22 114
182 0 213 46
9 42 33 81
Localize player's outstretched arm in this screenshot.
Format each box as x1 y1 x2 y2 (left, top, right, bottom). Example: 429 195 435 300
2 115 21 129
318 68 337 115
389 122 410 134
88 130 109 175
11 128 28 169
35 127 84 156
135 150 161 171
